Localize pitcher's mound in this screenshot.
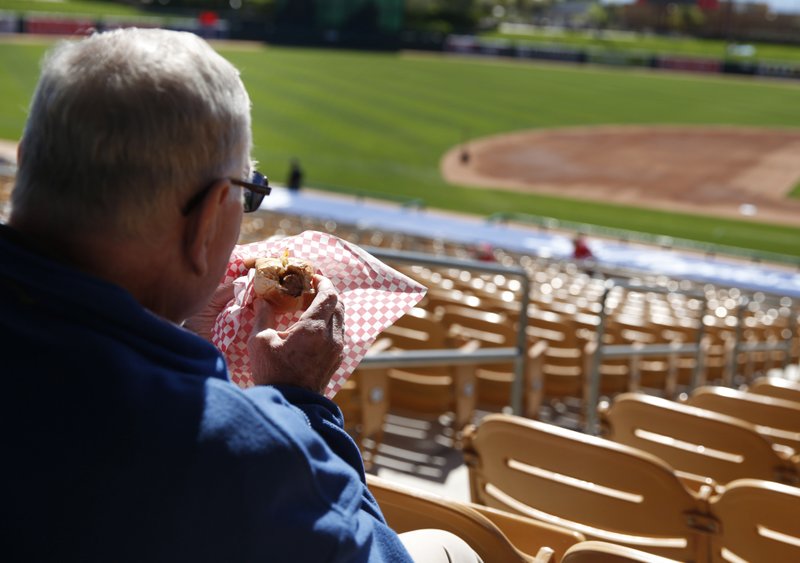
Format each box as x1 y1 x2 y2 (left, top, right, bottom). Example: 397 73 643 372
441 125 800 226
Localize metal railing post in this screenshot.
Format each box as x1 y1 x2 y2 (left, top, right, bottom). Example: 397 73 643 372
584 278 708 435
364 247 530 416
585 279 613 435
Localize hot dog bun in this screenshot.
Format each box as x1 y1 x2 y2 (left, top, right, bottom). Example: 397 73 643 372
254 251 316 313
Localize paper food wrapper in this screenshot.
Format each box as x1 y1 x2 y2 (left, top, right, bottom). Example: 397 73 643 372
212 230 427 398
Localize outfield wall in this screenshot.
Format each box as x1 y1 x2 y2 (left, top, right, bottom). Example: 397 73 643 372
445 35 800 81
0 11 229 39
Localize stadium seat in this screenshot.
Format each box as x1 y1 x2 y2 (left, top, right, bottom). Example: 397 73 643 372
440 304 515 349
366 474 585 562
333 358 390 467
710 479 800 563
439 304 536 415
601 392 799 487
561 540 683 563
526 306 581 348
748 375 800 404
382 308 480 431
582 340 632 399
462 414 715 561
686 386 800 452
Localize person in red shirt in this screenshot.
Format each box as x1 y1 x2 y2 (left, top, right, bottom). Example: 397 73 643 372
572 233 594 260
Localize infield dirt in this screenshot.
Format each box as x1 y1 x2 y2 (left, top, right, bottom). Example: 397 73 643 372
442 125 800 227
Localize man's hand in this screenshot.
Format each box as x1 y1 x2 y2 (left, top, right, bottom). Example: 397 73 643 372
183 282 235 342
248 275 345 393
183 258 256 342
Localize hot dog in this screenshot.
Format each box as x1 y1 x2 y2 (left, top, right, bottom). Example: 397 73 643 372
254 250 316 313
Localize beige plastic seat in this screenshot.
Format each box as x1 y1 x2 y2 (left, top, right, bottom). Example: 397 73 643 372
561 540 683 563
333 355 391 467
526 307 580 348
440 304 544 417
422 286 484 313
687 386 800 452
583 340 632 399
710 478 800 563
601 393 799 487
462 414 715 561
540 343 585 400
366 474 585 563
382 308 479 431
748 376 800 403
468 340 547 419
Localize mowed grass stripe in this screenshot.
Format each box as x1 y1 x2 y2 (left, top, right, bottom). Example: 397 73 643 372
240 50 515 157
0 44 47 133
1 40 798 256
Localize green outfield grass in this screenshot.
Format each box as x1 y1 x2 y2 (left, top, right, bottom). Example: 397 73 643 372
0 0 147 17
0 39 798 257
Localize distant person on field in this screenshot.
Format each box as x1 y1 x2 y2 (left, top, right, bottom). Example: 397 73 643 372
287 157 303 192
473 241 495 262
572 233 594 261
2 28 481 563
572 232 598 276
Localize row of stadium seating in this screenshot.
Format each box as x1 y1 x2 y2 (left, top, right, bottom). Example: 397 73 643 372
243 210 799 454
460 379 800 562
363 377 800 562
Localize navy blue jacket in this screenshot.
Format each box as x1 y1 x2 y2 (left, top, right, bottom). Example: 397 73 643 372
0 224 412 562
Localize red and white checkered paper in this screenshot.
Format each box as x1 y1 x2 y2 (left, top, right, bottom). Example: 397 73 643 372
212 230 426 398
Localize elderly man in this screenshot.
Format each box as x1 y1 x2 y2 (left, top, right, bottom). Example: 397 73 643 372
1 29 479 562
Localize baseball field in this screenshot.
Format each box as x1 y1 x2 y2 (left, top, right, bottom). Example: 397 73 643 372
1 37 799 258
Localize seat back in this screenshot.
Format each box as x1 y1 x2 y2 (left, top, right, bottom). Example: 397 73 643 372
366 475 546 563
380 308 478 427
441 305 517 351
468 502 585 562
388 308 447 352
710 479 800 563
749 376 800 404
561 540 684 563
462 414 713 561
687 386 800 451
603 393 798 486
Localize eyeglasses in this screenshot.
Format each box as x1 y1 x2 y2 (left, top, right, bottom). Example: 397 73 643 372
182 170 271 215
237 171 271 213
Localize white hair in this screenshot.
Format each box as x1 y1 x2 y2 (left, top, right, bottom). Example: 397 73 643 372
12 28 252 236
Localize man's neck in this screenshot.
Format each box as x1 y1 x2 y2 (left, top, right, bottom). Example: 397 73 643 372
8 214 187 323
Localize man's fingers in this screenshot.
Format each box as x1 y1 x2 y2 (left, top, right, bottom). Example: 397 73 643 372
209 282 235 308
300 275 339 322
251 298 277 335
330 300 345 342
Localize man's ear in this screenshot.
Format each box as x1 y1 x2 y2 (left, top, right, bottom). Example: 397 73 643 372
184 179 230 276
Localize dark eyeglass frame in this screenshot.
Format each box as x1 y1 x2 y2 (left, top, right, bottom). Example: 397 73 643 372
181 171 271 215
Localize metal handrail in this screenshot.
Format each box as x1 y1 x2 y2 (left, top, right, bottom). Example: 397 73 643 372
358 347 518 370
601 343 702 358
728 293 798 379
362 247 530 415
584 278 708 435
